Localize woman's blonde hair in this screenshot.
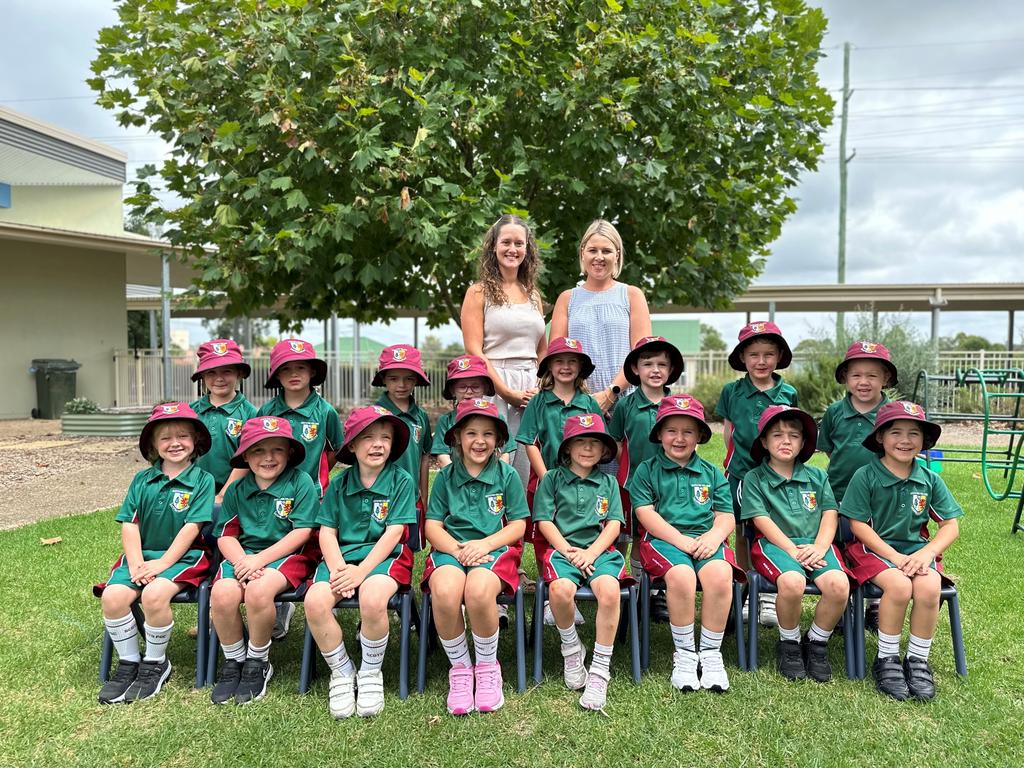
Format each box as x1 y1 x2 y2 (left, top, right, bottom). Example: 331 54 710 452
477 214 541 307
578 218 624 279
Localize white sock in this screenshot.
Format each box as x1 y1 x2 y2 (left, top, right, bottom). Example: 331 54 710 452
591 642 613 679
104 613 140 663
322 641 355 676
142 621 173 662
670 622 695 652
359 633 389 672
907 633 933 661
440 632 472 667
807 622 832 644
557 623 581 649
247 639 271 662
699 626 725 652
472 630 499 665
778 623 801 642
221 638 246 662
877 630 901 658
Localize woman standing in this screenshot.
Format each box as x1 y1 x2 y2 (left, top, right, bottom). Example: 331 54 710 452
461 214 547 489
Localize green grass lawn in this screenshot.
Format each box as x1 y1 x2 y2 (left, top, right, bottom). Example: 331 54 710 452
2 440 1022 767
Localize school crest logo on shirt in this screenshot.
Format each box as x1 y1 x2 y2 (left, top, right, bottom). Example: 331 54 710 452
565 338 580 349
170 491 192 512
902 402 923 417
226 418 243 438
392 347 408 362
578 414 595 428
675 397 691 410
412 425 422 444
301 422 319 442
262 417 280 432
160 404 180 415
911 493 928 514
801 491 817 512
859 341 878 354
456 358 472 370
372 499 389 522
275 498 294 519
487 493 505 516
289 340 306 353
692 485 710 504
749 322 766 333
372 405 390 416
212 342 229 355
596 496 609 518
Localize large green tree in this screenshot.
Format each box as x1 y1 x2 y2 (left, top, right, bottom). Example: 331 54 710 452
91 0 831 327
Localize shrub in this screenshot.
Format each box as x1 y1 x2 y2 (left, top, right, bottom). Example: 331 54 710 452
688 373 738 422
63 397 101 415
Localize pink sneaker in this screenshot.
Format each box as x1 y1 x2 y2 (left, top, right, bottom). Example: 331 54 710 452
473 661 505 713
446 663 474 715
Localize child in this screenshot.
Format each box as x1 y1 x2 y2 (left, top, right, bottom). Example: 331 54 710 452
208 417 318 704
189 339 257 501
716 320 798 625
422 399 529 715
533 413 628 711
740 406 852 682
304 406 417 718
97 402 215 704
431 354 516 467
841 401 962 701
628 396 741 693
373 344 432 544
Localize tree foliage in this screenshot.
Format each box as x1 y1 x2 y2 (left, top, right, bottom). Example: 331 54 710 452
91 0 832 327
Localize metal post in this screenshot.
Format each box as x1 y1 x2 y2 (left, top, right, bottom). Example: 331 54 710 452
353 320 362 405
1008 310 1015 353
837 41 855 347
148 310 158 350
330 313 340 403
244 318 253 351
768 301 776 323
929 288 946 355
161 252 172 399
413 315 419 349
871 301 878 338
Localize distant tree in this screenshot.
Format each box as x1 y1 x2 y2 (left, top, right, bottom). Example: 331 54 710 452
939 332 1000 352
200 317 273 348
699 323 727 352
127 310 156 349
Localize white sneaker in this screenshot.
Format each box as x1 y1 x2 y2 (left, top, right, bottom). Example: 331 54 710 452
544 601 585 626
698 649 730 692
671 649 700 692
328 670 356 719
561 642 588 690
578 670 608 710
758 593 778 628
272 602 295 640
355 669 385 717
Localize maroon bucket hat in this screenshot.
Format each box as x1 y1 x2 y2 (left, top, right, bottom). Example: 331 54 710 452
649 395 712 444
557 412 617 464
442 355 496 400
623 335 685 386
443 398 510 447
229 416 306 469
138 402 212 460
338 405 410 465
371 344 430 387
265 339 327 389
727 320 793 371
192 339 251 381
537 336 596 380
835 340 899 386
750 405 818 463
862 401 942 454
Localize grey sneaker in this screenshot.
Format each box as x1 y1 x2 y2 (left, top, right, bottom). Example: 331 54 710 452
272 602 295 641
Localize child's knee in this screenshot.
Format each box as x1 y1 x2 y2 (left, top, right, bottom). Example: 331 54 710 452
591 578 620 608
776 572 806 600
818 573 850 603
880 574 913 603
304 586 336 621
430 574 465 607
101 586 136 615
359 588 391 618
548 578 577 604
140 583 173 613
210 581 241 611
664 566 696 595
912 573 941 606
698 564 732 596
464 574 498 608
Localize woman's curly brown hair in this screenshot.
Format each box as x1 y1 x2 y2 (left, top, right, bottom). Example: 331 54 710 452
477 214 542 308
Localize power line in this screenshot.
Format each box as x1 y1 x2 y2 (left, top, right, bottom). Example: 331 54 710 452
852 38 1024 51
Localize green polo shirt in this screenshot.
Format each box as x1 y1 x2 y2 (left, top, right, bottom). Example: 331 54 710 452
190 392 258 489
376 393 432 497
607 387 662 483
430 408 517 457
257 391 343 496
214 466 318 553
116 461 214 549
426 456 529 543
532 465 624 548
627 451 731 537
716 373 799 480
317 462 417 561
841 457 963 552
740 461 838 540
817 394 890 501
515 389 602 470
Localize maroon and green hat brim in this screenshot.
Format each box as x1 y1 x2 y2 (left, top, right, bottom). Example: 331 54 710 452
337 406 410 465
138 402 212 459
229 416 306 469
862 401 942 454
623 336 685 386
750 405 818 463
443 399 510 447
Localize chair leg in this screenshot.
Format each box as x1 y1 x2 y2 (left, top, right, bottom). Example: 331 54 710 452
398 592 412 699
854 585 866 680
514 588 526 693
747 572 760 672
195 582 210 688
416 594 433 694
639 571 651 672
733 582 747 672
842 597 857 679
298 622 316 695
532 582 546 684
99 631 114 683
946 591 968 676
207 625 220 690
627 586 640 684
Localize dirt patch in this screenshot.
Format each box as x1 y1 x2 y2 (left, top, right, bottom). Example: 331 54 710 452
0 419 145 530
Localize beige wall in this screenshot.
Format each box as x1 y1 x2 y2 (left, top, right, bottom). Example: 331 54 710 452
0 185 125 236
0 241 125 418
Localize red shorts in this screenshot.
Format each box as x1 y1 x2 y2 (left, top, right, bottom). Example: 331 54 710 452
420 545 522 597
844 541 952 587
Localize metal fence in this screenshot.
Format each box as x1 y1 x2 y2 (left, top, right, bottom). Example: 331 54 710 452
112 348 1024 411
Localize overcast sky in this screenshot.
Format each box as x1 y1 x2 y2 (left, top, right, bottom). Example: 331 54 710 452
2 1 1022 349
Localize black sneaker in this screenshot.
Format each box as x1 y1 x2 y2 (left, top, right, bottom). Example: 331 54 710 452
210 659 244 705
903 655 936 701
872 654 909 700
651 591 670 624
123 659 172 701
865 602 879 633
234 658 273 704
98 660 139 704
777 639 807 680
802 636 833 683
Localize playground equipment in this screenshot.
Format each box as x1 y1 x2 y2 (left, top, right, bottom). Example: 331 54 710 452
912 368 1024 534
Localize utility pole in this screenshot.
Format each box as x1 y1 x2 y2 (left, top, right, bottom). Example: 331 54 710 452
837 41 855 346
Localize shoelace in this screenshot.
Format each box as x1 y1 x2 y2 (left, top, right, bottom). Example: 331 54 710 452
239 661 264 683
476 667 500 689
450 668 473 695
109 662 137 685
136 661 164 683
700 651 725 671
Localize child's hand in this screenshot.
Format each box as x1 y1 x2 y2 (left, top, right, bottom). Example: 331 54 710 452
331 564 366 594
566 547 596 576
901 549 934 576
456 541 493 566
233 554 262 581
215 492 225 505
795 545 827 570
690 532 720 561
